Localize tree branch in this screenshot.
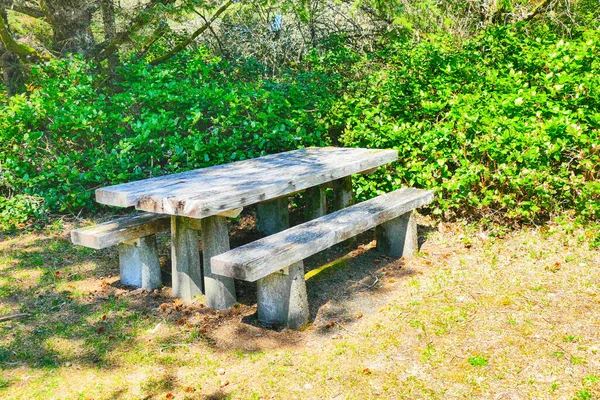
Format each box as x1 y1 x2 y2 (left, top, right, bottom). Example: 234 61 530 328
95 0 176 62
0 313 29 322
523 0 553 21
0 0 44 19
149 0 233 66
0 8 49 61
136 21 169 59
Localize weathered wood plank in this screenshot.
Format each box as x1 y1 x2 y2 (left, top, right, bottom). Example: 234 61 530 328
96 147 398 219
211 188 434 282
71 213 170 249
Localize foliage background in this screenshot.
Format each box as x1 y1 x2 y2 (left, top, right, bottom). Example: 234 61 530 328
0 1 599 230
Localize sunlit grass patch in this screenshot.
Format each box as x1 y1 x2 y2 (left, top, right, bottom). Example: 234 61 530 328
1 220 599 399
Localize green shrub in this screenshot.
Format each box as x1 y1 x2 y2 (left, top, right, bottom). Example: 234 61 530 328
330 24 600 223
1 25 599 227
0 51 334 215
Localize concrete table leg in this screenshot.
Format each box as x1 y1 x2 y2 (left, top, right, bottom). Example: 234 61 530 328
256 197 309 329
331 176 354 211
117 235 162 290
256 198 289 235
331 176 356 246
376 211 418 258
257 261 309 329
171 216 203 301
305 184 326 221
201 216 236 310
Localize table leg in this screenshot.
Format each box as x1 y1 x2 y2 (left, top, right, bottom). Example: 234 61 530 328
256 197 309 329
201 216 236 310
332 176 354 211
305 184 326 221
256 198 289 235
332 176 356 246
171 216 203 301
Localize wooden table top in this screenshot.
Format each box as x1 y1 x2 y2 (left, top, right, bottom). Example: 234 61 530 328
96 147 398 219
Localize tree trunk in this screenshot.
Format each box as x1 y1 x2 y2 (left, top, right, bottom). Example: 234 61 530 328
100 0 118 70
41 0 96 56
0 9 24 97
0 46 23 97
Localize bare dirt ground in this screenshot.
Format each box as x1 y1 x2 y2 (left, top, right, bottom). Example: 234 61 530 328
1 212 599 399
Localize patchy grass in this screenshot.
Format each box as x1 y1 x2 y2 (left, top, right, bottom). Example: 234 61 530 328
1 216 599 399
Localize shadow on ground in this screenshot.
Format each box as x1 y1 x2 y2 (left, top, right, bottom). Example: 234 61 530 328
0 212 434 371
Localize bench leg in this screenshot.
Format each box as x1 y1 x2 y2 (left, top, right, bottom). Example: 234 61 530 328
305 184 326 221
256 198 289 235
376 211 418 258
257 261 309 329
117 235 162 290
201 216 236 310
171 216 203 301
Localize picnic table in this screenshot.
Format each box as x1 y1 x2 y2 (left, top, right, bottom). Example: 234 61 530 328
95 147 398 309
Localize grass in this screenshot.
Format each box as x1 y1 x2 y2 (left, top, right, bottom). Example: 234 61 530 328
0 217 599 399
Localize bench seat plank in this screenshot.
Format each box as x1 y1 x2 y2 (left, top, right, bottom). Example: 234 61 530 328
71 213 171 249
211 188 434 282
96 147 398 219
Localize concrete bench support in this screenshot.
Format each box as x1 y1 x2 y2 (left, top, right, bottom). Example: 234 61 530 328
257 261 309 329
117 236 162 290
376 211 418 258
201 216 237 310
255 197 308 329
171 216 204 300
71 213 171 290
212 188 434 330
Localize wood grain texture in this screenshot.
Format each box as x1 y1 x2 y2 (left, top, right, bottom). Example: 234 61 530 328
71 213 171 249
211 188 434 282
96 147 398 218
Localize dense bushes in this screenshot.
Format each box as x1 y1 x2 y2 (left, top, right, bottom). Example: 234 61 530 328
1 24 599 228
0 51 334 227
333 24 600 223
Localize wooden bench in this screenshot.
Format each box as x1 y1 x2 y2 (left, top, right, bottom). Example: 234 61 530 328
71 213 177 290
211 188 434 329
